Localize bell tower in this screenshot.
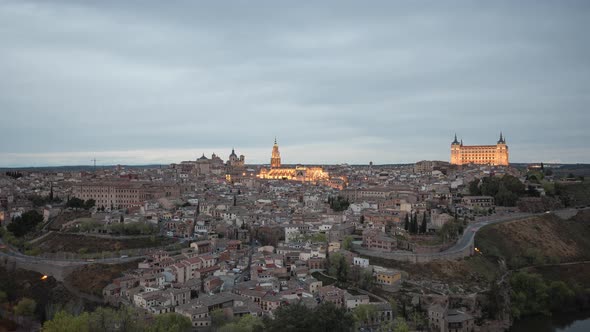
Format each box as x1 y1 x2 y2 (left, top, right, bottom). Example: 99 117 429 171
450 133 462 165
271 137 281 168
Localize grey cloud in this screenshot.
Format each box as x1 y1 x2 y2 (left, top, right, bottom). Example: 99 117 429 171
1 0 589 166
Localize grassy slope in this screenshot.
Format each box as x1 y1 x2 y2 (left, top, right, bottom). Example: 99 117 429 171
476 210 590 268
33 233 176 253
560 182 590 207
360 253 498 287
65 261 139 297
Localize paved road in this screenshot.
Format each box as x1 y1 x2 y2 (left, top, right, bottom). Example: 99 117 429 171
444 212 534 254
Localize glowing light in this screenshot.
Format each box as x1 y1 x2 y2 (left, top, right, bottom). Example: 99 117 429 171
41 275 48 280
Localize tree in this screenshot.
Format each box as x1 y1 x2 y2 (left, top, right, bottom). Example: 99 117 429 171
328 253 350 282
342 235 353 250
66 197 85 209
149 313 192 332
485 278 504 319
313 302 355 332
404 214 409 231
510 271 550 319
219 314 264 332
84 199 96 209
393 317 409 332
468 179 482 195
210 308 229 329
501 175 525 195
495 185 519 207
358 269 374 291
265 303 313 331
7 210 43 237
329 196 350 212
353 304 377 327
548 281 575 312
43 311 90 332
419 212 427 234
14 297 36 317
409 213 418 235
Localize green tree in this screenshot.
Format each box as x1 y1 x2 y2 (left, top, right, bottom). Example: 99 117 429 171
66 197 85 209
510 272 549 319
419 212 427 234
219 314 264 332
495 185 519 207
14 297 36 317
149 313 192 332
468 179 482 195
501 175 526 195
353 304 377 327
313 302 355 332
342 235 353 250
7 210 43 237
330 196 350 212
409 213 418 235
43 311 90 332
328 253 350 282
265 303 313 331
84 199 96 209
547 281 575 312
210 308 229 329
358 269 374 291
404 213 409 231
393 317 410 332
481 176 500 197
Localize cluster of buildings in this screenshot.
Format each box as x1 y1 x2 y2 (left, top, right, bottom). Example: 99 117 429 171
0 133 535 331
257 138 331 183
103 236 397 329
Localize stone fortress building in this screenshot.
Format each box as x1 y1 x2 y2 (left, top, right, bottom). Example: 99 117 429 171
450 133 509 166
258 138 329 182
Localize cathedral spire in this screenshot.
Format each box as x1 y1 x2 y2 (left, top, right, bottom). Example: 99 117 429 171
498 132 505 144
452 133 459 144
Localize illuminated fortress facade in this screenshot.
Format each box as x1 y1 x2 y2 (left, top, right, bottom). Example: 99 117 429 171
258 138 329 182
450 133 509 166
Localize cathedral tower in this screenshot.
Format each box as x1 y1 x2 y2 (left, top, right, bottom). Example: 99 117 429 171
271 137 281 168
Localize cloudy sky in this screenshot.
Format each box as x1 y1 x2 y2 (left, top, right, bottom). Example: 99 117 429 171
1 1 589 167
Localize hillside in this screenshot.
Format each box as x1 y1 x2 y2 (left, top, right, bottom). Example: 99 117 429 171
65 261 139 297
33 233 176 254
475 209 590 268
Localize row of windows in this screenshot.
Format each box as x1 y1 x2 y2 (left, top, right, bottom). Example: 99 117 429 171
79 188 139 193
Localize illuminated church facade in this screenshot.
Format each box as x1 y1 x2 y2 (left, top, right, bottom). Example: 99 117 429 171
450 133 509 166
258 138 330 182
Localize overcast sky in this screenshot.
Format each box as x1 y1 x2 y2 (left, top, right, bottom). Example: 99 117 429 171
1 1 589 167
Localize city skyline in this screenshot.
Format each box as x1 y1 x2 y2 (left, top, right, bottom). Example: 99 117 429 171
1 1 589 166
